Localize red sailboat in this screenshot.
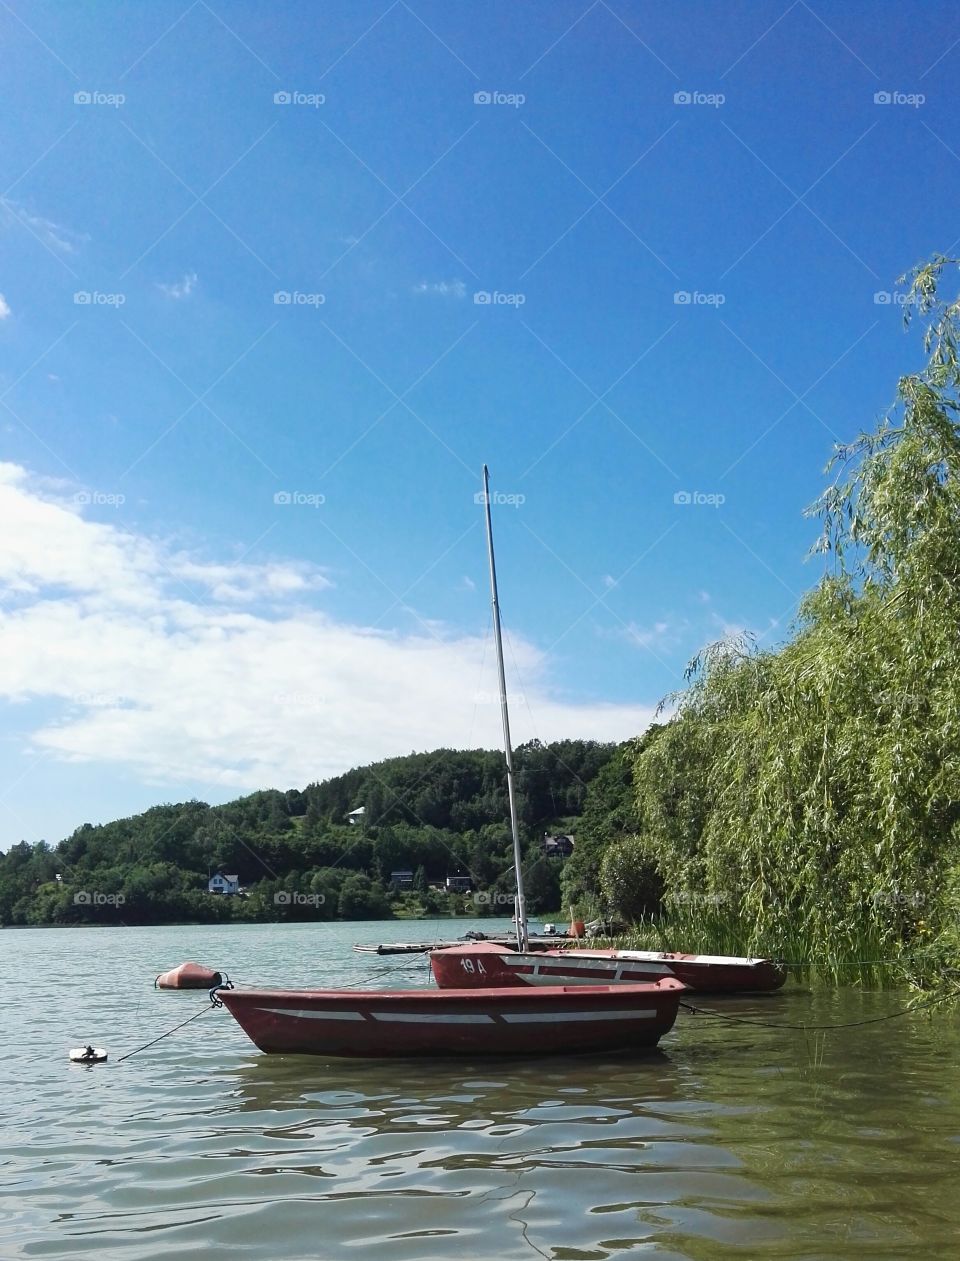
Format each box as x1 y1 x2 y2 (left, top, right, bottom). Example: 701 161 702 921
217 468 688 1059
430 940 786 994
219 978 685 1057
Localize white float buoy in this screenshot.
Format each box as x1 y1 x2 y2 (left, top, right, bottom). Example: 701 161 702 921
69 1045 107 1063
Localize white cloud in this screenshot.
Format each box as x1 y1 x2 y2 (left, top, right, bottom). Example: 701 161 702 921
620 619 674 649
157 272 197 299
413 279 466 298
0 293 10 319
1 199 87 254
0 465 655 791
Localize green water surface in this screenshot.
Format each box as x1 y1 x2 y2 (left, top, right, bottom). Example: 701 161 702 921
3 921 958 1260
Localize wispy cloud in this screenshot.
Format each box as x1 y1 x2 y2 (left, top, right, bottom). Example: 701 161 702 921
620 619 675 649
157 272 197 299
413 279 466 298
1 199 87 254
0 294 10 320
0 464 656 791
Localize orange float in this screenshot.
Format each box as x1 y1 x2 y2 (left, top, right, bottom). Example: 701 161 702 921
155 961 223 990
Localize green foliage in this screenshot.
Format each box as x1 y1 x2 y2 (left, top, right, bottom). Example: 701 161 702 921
0 741 617 926
560 732 662 916
599 836 664 922
626 255 960 985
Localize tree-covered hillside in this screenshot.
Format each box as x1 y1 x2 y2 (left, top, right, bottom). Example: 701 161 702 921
0 740 617 925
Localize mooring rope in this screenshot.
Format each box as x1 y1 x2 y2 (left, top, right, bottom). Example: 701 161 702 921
680 986 960 1032
116 985 230 1063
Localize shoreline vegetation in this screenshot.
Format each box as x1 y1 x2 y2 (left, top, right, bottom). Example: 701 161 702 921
4 256 960 992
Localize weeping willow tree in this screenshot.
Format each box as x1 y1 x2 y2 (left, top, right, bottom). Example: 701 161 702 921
632 256 960 982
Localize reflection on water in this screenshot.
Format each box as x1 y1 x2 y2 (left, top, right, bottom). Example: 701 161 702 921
3 922 959 1260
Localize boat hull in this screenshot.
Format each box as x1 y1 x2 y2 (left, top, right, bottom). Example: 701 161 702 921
219 979 686 1057
430 941 787 994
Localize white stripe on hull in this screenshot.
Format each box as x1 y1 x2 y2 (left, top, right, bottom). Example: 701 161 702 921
370 1011 495 1024
500 1009 654 1023
504 956 673 982
260 1006 364 1021
255 1005 657 1025
517 971 667 986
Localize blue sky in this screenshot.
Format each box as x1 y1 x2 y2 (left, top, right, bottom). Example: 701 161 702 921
1 0 958 845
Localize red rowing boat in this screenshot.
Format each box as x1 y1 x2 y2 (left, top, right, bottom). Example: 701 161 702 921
219 977 686 1057
430 940 786 994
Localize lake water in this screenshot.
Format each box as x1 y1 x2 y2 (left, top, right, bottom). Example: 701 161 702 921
4 920 959 1260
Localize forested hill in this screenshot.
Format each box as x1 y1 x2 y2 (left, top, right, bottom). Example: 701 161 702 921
0 740 620 926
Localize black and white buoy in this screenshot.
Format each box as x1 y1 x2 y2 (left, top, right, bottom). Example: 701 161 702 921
69 1045 107 1064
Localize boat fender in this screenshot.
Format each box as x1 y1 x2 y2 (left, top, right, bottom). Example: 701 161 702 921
155 961 224 990
70 1045 107 1063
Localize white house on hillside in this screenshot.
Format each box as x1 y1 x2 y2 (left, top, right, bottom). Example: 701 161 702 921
346 806 366 826
208 872 240 895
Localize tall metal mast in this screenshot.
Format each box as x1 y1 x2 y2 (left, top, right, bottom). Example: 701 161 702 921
482 464 528 951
